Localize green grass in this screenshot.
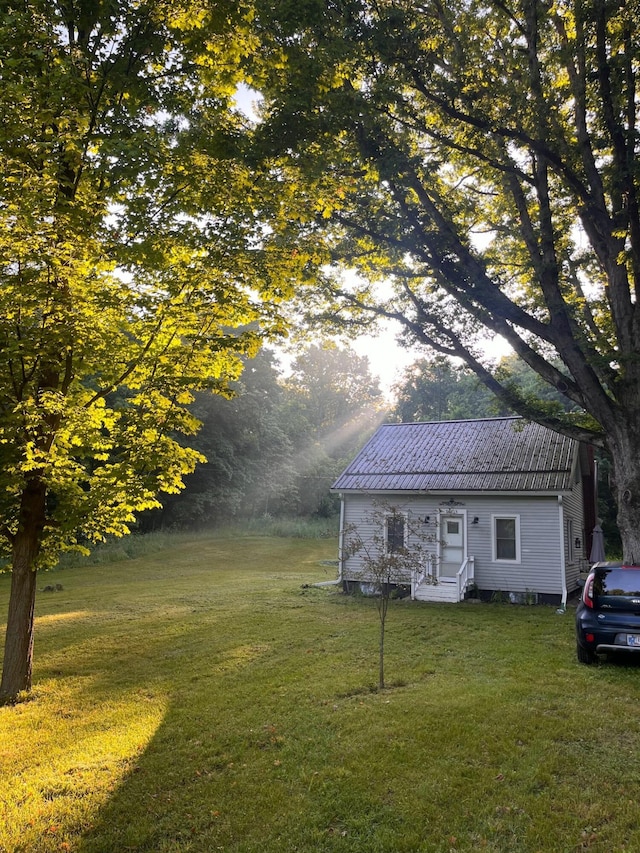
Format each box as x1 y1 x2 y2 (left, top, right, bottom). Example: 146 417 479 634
1 535 640 853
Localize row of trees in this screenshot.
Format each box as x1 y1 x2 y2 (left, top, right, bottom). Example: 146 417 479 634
392 353 576 423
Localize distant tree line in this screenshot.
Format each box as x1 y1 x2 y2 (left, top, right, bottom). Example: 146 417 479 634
140 344 386 530
393 353 578 423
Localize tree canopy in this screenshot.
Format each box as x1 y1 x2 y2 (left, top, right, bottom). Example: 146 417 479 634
391 353 577 423
249 0 640 559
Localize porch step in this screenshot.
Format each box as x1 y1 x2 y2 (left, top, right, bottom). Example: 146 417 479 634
413 581 461 603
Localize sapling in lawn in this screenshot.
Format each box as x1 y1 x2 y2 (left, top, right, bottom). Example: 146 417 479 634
343 501 436 690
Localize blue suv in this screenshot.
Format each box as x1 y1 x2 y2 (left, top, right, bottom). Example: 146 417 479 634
576 562 640 664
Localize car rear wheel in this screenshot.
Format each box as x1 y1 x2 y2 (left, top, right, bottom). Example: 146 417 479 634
577 644 596 665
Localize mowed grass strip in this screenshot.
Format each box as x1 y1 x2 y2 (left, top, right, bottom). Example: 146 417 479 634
1 535 640 853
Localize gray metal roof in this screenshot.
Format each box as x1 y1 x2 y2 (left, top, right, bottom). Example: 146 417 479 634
332 417 578 493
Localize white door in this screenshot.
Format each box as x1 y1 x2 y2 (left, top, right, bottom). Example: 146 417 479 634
440 514 464 579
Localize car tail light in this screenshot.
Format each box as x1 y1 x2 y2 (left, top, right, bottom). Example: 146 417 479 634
583 575 595 608
585 633 595 643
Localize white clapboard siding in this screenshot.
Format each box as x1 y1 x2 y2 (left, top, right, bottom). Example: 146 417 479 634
561 473 586 593
340 492 578 597
469 495 563 595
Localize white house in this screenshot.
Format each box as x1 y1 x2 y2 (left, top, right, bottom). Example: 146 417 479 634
331 417 596 606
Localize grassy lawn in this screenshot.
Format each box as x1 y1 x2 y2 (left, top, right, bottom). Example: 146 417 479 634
1 535 640 853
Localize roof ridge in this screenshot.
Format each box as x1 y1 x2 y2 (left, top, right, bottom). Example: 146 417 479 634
382 416 523 427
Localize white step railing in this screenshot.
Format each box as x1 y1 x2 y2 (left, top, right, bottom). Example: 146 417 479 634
411 553 437 599
411 554 475 602
456 556 475 600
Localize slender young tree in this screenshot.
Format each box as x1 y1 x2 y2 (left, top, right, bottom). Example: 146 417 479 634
344 502 435 690
0 1 304 703
250 0 640 561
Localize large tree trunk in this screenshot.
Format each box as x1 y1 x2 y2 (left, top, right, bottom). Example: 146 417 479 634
0 479 46 704
0 558 38 703
608 426 640 565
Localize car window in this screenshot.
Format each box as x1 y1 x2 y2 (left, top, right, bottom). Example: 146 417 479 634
594 569 640 598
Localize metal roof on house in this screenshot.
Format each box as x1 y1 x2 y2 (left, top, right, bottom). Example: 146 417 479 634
331 417 578 493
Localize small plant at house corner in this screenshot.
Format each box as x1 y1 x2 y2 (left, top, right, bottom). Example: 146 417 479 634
343 501 437 690
466 581 480 600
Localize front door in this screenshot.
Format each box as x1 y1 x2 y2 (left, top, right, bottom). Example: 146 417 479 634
440 514 465 580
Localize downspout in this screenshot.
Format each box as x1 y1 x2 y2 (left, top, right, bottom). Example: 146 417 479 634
558 495 567 611
337 494 345 587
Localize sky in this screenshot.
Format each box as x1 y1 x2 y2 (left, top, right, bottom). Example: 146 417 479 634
351 325 511 400
351 323 418 397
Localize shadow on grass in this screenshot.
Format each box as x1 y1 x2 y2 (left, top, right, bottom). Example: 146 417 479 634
70 603 403 853
71 608 640 853
592 651 640 668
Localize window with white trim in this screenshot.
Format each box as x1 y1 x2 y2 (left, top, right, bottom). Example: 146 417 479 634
493 515 520 562
385 513 406 554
